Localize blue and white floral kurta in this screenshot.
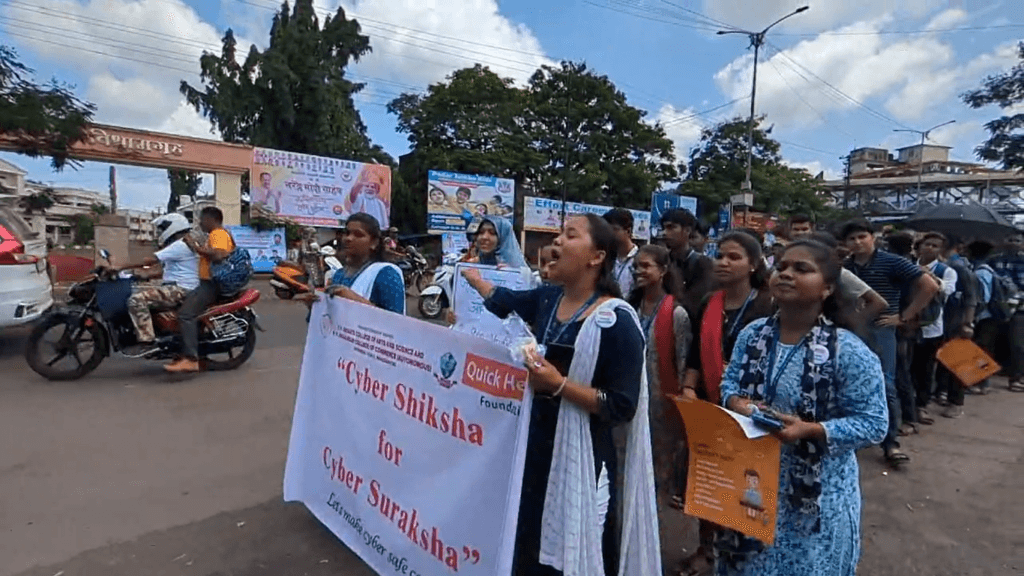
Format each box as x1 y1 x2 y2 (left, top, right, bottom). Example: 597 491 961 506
717 319 889 576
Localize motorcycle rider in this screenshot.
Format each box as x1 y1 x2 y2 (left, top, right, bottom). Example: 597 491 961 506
168 207 235 373
119 213 199 348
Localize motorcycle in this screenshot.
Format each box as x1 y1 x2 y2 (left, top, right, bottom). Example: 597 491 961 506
270 244 341 300
24 250 263 381
418 253 457 320
397 245 432 293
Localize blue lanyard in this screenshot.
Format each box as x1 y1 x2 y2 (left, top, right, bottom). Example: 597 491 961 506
727 290 758 342
762 329 807 406
542 291 600 346
639 295 667 342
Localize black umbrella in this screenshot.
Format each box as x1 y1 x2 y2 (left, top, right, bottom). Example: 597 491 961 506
903 201 1019 243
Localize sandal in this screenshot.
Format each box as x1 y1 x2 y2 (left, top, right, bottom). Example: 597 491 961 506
899 423 919 436
885 448 910 468
671 495 686 510
1008 381 1024 393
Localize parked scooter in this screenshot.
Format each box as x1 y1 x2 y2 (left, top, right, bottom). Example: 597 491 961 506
24 250 262 381
418 253 457 320
270 244 340 299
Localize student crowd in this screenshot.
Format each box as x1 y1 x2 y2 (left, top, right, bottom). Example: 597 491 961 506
302 206 1021 576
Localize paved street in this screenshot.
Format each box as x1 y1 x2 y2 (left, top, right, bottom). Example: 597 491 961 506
1 281 1021 576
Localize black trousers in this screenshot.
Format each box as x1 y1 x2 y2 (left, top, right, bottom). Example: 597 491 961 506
911 337 943 411
178 280 218 359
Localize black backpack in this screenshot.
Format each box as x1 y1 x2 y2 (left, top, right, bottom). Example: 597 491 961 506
943 259 978 338
975 263 1019 322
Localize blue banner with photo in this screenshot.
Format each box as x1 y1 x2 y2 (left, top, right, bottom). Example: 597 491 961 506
227 225 286 273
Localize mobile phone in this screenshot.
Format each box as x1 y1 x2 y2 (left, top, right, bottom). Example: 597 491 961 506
751 411 785 432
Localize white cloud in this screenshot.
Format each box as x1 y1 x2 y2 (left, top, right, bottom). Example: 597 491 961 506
655 104 706 158
784 159 840 180
703 0 936 34
330 0 553 86
0 0 241 139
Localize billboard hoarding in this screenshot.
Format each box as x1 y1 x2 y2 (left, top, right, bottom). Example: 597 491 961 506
523 196 651 240
227 225 286 273
427 171 515 234
250 148 392 229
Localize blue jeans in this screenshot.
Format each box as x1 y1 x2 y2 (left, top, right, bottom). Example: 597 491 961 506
868 326 900 451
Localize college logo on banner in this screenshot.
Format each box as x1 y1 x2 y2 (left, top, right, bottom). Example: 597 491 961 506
285 298 531 576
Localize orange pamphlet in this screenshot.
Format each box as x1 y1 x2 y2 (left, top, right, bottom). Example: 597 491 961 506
936 338 1000 388
671 396 781 544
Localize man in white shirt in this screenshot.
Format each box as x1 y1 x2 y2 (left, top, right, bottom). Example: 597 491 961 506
122 214 200 345
911 232 958 424
603 208 639 297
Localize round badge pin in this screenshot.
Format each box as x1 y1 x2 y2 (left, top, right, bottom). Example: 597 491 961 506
811 344 830 364
595 309 617 328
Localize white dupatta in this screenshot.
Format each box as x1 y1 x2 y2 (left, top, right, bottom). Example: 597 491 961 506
538 298 661 576
349 261 405 314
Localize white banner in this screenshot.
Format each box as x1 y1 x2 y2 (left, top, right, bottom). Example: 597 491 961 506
285 298 531 576
523 196 651 240
452 263 533 348
251 147 392 228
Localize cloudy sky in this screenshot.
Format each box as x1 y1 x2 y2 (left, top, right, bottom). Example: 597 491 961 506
1 0 1021 211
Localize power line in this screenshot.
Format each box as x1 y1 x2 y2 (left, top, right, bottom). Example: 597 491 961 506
777 139 841 157
774 23 1024 37
586 1 721 32
762 47 857 140
657 0 744 31
766 40 914 131
659 96 749 127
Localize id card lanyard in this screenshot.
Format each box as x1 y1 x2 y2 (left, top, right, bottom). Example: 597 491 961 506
542 291 600 346
762 328 807 406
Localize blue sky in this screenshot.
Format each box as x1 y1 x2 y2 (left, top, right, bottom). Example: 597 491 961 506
1 0 1021 212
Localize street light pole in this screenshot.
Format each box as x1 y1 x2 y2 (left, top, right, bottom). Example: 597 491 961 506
719 6 809 197
893 119 956 197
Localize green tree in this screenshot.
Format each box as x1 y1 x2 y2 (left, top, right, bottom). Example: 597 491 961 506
962 41 1024 170
678 116 825 218
180 0 389 164
388 65 541 232
526 62 677 208
20 187 55 214
166 169 202 213
0 46 95 170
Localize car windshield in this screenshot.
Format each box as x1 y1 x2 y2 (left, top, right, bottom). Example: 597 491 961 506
0 207 37 240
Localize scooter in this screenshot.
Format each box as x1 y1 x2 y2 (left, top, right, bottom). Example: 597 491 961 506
24 250 262 381
270 245 341 299
418 253 457 320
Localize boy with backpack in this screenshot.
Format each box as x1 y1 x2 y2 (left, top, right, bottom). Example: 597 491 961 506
937 237 980 417
981 233 1024 392
910 233 959 422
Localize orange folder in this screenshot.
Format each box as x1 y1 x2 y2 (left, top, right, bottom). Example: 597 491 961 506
670 396 782 544
936 338 1000 388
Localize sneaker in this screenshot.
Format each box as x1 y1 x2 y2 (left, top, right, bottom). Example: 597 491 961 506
942 405 964 419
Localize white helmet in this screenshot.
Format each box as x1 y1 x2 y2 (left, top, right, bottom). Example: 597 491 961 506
153 213 191 246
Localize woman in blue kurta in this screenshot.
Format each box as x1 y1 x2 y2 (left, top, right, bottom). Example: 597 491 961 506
326 213 406 315
718 239 888 576
462 214 651 575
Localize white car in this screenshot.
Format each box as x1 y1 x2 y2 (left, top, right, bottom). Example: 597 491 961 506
0 207 53 328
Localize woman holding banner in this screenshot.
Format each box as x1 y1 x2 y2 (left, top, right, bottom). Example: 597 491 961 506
626 244 692 573
676 231 772 574
324 213 406 315
462 213 659 576
716 240 887 575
